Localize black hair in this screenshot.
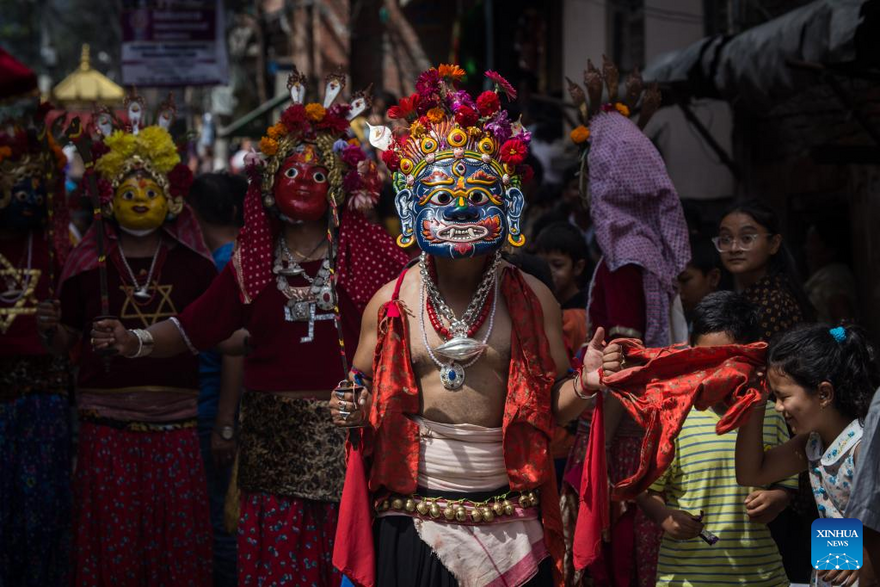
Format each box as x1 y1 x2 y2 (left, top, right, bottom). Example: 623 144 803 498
721 199 815 320
768 323 879 422
187 172 247 227
502 252 554 292
534 221 588 264
689 237 722 275
691 291 762 345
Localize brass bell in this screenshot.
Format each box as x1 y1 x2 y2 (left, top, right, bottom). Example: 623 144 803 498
429 502 441 518
481 506 494 523
416 501 429 516
471 508 483 523
519 494 531 508
405 499 416 512
455 507 468 523
504 503 515 516
492 502 504 515
391 498 404 510
381 500 390 511
443 506 456 521
530 492 540 506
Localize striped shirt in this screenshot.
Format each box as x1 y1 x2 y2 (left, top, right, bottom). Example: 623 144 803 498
650 401 797 586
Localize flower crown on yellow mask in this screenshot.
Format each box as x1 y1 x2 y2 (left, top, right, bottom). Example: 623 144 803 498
88 92 192 220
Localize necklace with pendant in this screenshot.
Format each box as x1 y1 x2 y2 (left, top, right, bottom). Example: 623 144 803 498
117 239 162 301
273 237 335 322
418 252 500 390
0 232 33 304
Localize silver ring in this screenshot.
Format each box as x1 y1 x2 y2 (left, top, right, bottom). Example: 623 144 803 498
335 389 346 400
338 410 351 419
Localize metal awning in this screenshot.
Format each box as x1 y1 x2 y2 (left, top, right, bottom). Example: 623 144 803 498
643 0 877 109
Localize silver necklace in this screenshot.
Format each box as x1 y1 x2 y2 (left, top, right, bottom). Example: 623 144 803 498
273 236 336 323
418 260 499 391
0 232 33 304
117 238 162 301
420 251 500 337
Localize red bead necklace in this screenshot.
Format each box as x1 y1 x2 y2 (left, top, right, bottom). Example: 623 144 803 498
425 256 495 340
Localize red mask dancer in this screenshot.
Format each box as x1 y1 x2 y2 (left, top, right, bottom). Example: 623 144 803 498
273 146 330 222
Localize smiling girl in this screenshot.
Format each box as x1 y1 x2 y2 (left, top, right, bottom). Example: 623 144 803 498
715 200 814 341
736 324 879 586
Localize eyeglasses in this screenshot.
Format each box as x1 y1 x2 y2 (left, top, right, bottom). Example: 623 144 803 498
711 233 771 252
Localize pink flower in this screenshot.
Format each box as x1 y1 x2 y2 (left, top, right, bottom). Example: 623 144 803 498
416 69 442 98
485 71 517 100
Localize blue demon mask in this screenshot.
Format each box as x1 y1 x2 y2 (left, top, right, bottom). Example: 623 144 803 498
0 176 46 230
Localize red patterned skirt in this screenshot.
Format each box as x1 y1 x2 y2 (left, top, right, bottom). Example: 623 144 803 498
238 491 342 586
72 420 213 586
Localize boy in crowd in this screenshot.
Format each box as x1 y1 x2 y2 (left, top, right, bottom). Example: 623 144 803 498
677 238 723 323
637 291 795 586
535 221 592 356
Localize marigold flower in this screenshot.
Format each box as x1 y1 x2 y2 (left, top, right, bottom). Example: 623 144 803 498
0 146 11 162
426 107 446 124
410 120 427 138
438 63 466 82
570 125 591 144
305 103 326 122
259 136 279 156
267 122 287 140
614 102 631 117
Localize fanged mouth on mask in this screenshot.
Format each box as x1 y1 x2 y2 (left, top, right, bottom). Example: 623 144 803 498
421 215 502 256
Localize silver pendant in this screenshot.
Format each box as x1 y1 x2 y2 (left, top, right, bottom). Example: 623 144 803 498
284 299 311 322
435 337 486 362
439 362 465 390
133 287 151 300
315 285 335 311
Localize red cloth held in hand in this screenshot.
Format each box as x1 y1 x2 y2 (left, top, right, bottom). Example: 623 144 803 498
602 340 767 500
573 340 767 571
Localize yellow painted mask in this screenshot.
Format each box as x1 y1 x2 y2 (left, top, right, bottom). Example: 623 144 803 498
112 172 169 232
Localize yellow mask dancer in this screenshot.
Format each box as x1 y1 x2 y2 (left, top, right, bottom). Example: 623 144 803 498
112 172 169 233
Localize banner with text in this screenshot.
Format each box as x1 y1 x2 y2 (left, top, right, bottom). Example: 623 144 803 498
121 0 228 86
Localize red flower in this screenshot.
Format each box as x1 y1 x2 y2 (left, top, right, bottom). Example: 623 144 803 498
381 149 400 171
517 164 534 184
476 91 501 117
454 105 478 128
341 144 367 167
342 169 363 193
281 104 307 131
387 93 420 121
317 109 350 134
167 163 193 199
416 69 441 98
499 139 527 165
485 70 517 101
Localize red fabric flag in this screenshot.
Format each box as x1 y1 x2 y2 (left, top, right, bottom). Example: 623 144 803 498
572 390 608 570
332 434 375 587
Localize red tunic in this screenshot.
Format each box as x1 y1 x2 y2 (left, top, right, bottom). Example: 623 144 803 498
335 266 565 587
588 260 646 339
60 243 216 418
176 260 361 391
0 231 56 357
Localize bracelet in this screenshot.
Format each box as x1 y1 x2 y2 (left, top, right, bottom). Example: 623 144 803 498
126 328 155 358
170 317 198 355
573 369 597 401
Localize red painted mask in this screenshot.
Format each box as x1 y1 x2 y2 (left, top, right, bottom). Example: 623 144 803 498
273 146 330 222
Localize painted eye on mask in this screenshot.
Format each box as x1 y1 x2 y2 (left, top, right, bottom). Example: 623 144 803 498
313 171 327 183
34 195 44 206
429 191 453 206
122 190 135 201
146 189 158 199
14 190 28 202
469 192 488 205
284 167 299 179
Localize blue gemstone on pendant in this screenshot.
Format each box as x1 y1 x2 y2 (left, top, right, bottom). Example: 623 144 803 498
448 370 456 380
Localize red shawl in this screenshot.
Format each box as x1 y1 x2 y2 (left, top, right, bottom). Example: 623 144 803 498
232 178 407 308
334 266 565 587
58 204 210 289
573 340 767 570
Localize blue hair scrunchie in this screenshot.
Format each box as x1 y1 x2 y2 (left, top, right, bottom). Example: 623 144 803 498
829 326 847 343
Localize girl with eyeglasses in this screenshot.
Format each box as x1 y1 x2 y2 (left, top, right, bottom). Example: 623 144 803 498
716 200 815 342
